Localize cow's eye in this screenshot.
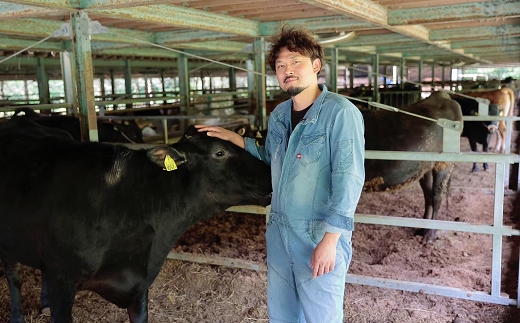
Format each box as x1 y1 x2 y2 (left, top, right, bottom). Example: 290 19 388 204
215 150 225 158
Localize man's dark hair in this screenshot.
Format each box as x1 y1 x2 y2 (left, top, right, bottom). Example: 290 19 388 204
266 26 324 75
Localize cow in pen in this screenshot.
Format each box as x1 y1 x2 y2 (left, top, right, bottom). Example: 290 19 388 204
0 119 272 323
13 107 145 144
361 91 463 243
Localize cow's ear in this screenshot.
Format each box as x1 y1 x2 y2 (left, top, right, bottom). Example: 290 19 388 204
147 145 186 171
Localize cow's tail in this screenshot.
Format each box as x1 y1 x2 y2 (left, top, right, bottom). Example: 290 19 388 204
504 87 516 117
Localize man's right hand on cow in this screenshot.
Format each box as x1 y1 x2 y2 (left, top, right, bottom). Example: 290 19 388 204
195 124 246 149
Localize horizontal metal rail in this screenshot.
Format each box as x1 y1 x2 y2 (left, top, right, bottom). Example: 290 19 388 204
220 150 520 308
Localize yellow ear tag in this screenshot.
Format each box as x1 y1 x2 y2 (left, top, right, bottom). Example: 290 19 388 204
163 155 177 171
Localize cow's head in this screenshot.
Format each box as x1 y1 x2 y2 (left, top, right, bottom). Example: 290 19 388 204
147 125 272 208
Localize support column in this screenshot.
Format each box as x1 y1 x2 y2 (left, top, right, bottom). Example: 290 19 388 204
124 60 132 109
373 54 379 103
254 37 266 129
441 64 446 89
110 70 115 95
431 61 435 89
178 52 189 129
36 57 49 105
349 64 354 89
60 51 76 115
418 59 423 90
399 57 405 89
329 48 338 93
71 11 97 142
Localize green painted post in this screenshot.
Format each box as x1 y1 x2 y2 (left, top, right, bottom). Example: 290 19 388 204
70 11 98 142
254 37 266 129
178 52 189 131
36 57 49 105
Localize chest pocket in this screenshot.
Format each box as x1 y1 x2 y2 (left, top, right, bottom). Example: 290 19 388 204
299 133 325 166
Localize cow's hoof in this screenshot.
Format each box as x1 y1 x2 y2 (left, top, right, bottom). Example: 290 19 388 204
416 228 436 243
471 168 479 173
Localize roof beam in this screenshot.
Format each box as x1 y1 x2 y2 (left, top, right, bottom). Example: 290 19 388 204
0 0 76 10
174 41 250 53
0 18 64 38
464 45 520 55
0 18 154 44
0 35 65 52
388 0 520 25
93 47 179 59
260 16 375 36
341 34 415 46
451 37 520 49
431 24 520 41
94 5 260 37
0 0 194 10
299 0 388 26
0 2 66 18
155 30 236 44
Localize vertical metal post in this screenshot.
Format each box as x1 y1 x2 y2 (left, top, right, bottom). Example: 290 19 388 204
110 70 115 95
349 64 355 89
329 48 338 93
399 57 405 89
418 59 423 90
36 57 49 105
70 11 98 142
160 69 167 103
60 51 76 115
431 61 435 89
441 65 446 89
246 59 255 113
491 163 506 298
254 37 266 129
124 60 132 109
98 73 106 115
178 52 189 131
373 54 379 103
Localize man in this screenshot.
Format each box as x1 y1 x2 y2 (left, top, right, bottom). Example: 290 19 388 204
196 26 365 323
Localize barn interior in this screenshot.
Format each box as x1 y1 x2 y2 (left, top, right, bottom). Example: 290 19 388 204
1 0 520 321
0 0 519 142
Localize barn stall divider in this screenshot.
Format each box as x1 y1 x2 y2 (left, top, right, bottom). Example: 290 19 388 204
167 150 520 308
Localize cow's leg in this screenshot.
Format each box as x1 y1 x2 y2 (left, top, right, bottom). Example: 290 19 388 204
418 164 452 243
44 274 77 323
127 289 149 323
418 170 433 235
468 138 479 172
482 135 490 171
1 259 26 323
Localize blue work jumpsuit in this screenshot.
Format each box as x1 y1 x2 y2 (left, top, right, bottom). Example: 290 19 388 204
244 84 365 323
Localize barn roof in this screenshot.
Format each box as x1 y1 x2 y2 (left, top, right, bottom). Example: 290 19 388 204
0 0 518 76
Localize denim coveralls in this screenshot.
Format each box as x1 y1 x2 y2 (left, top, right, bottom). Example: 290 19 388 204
244 84 365 323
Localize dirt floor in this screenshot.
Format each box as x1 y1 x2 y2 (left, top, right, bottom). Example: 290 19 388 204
1 137 520 323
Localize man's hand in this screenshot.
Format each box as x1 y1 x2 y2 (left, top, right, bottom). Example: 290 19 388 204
310 232 341 278
194 125 246 149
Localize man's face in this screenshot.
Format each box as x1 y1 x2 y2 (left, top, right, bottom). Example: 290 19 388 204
275 47 321 97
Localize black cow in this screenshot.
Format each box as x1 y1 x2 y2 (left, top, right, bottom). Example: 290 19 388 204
362 91 463 243
452 98 498 172
0 119 272 323
13 107 144 143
